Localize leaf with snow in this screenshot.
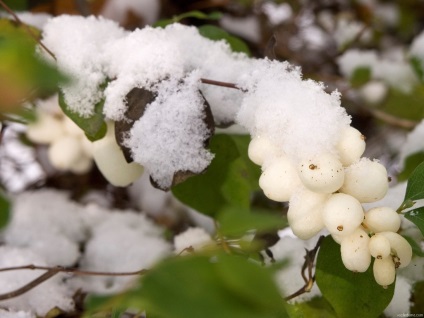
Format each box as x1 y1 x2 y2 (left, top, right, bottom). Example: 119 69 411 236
404 207 424 237
58 90 107 142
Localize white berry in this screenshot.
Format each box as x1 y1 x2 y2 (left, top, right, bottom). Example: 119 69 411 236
336 126 366 166
259 156 301 202
322 193 364 236
379 232 412 269
369 234 391 259
340 158 388 203
341 227 371 272
287 188 328 239
248 136 280 166
373 256 396 287
27 112 65 144
298 153 344 193
364 207 401 233
48 136 84 171
92 121 144 187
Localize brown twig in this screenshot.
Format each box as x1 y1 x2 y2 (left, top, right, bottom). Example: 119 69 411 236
0 264 148 276
200 78 243 91
284 235 324 302
0 0 56 60
0 268 60 301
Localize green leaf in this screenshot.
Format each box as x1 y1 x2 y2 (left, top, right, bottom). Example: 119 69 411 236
350 67 371 88
154 11 222 28
172 134 261 217
398 152 424 182
1 0 28 11
286 297 337 318
315 236 394 318
198 25 251 55
382 85 424 121
410 57 424 82
138 254 288 318
404 207 424 237
403 235 424 257
404 161 424 202
0 191 10 229
58 90 107 142
218 206 286 237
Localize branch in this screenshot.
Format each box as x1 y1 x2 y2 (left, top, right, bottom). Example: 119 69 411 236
0 268 60 301
200 78 244 91
0 0 56 60
0 264 148 276
284 235 324 302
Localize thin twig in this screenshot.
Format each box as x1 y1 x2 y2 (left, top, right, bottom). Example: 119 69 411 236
0 264 148 276
369 109 418 130
200 78 243 91
0 0 56 60
0 268 60 301
284 235 324 301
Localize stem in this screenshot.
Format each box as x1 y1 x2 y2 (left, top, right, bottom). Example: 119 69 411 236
284 235 324 302
200 78 243 91
0 0 57 60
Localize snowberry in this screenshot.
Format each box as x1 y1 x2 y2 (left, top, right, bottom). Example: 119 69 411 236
373 256 396 287
27 112 65 144
364 207 401 233
341 227 371 272
379 232 412 269
92 121 144 187
259 156 301 202
340 158 388 203
359 81 388 105
248 135 280 166
298 153 344 193
70 154 93 174
287 188 328 239
63 116 85 138
48 136 84 171
336 126 366 166
322 193 364 236
369 234 391 259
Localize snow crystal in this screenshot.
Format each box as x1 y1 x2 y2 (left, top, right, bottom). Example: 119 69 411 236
236 59 351 161
4 190 85 266
262 2 292 26
0 246 74 316
173 227 213 253
41 15 127 116
126 72 215 189
101 0 160 25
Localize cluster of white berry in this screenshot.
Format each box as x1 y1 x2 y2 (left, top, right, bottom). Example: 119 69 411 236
26 98 143 187
248 126 412 287
27 104 93 174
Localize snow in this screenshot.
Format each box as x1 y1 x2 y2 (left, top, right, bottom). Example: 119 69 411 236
0 189 171 312
0 246 74 316
101 0 160 25
173 227 213 253
237 59 351 161
270 236 321 302
338 49 418 93
384 276 412 317
0 309 35 318
219 15 261 43
262 2 292 26
125 72 215 189
399 119 424 168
